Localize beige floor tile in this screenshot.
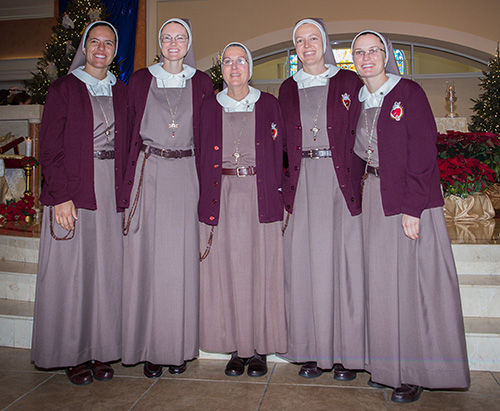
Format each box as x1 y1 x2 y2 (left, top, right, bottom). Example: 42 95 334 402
133 379 266 411
269 362 373 388
0 371 55 409
6 373 155 411
387 390 500 410
260 383 388 411
0 347 39 372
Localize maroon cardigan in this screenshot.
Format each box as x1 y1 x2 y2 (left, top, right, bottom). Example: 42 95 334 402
198 92 285 225
352 78 444 218
39 74 127 211
119 68 213 208
278 69 363 216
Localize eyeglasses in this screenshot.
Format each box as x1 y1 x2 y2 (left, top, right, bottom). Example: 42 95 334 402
160 35 189 44
353 48 385 58
222 58 248 66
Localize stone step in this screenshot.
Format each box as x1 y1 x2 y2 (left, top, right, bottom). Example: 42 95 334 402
459 275 500 318
1 299 498 371
464 316 500 371
0 235 39 264
0 260 37 302
452 244 500 275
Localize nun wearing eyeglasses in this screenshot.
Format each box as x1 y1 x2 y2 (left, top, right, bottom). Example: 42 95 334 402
198 42 287 377
350 30 470 403
119 18 213 378
31 21 126 385
278 18 365 380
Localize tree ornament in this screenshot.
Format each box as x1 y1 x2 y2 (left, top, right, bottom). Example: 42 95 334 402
45 62 58 81
62 13 75 29
65 41 76 57
88 9 100 22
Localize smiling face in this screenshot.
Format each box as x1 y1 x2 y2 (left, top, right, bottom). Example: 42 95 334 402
352 33 387 82
222 45 250 91
83 25 116 74
160 22 189 63
294 23 325 74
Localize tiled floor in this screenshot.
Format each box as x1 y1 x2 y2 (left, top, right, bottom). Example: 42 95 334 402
1 348 500 411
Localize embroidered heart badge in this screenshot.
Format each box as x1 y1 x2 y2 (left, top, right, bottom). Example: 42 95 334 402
390 101 403 121
341 93 351 111
271 122 278 140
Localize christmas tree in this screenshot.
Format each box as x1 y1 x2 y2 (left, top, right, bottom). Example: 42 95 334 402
24 0 120 104
207 52 224 92
469 45 500 133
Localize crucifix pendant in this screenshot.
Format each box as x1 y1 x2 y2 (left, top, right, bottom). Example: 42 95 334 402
233 152 240 165
169 120 179 138
366 147 374 155
310 125 320 141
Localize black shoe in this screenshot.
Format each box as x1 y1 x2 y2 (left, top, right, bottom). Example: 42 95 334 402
333 364 356 381
391 384 423 403
247 353 267 377
168 361 187 374
225 352 245 377
143 361 162 378
298 362 323 378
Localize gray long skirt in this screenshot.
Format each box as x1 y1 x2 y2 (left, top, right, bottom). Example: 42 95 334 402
199 175 287 358
362 173 470 389
31 159 123 369
121 151 200 366
282 158 365 370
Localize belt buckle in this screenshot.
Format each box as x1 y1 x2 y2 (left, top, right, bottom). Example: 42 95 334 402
309 149 320 160
160 148 169 158
236 166 247 177
373 167 379 177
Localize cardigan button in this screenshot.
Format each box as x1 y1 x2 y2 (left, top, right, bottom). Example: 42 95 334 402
214 145 219 150
296 146 301 150
294 166 299 170
214 164 219 168
132 161 136 166
286 204 291 210
350 149 353 153
347 167 350 172
213 181 218 186
296 125 301 130
212 199 217 204
209 216 215 221
127 180 132 185
351 197 354 202
285 171 290 177
291 185 295 190
351 130 355 134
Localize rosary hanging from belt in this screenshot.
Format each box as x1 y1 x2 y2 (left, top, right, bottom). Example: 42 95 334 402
164 87 183 138
302 86 326 141
89 86 112 145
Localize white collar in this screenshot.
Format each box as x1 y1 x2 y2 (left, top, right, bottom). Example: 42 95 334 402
358 73 401 108
216 86 261 112
149 63 196 88
293 64 339 89
72 67 116 96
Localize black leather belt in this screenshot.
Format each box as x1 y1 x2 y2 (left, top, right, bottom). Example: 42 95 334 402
141 144 193 159
366 165 380 177
222 166 257 177
94 150 115 159
302 148 332 159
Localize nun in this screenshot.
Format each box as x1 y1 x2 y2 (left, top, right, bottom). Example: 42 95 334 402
278 18 365 379
350 30 470 403
198 42 287 377
120 18 213 378
31 21 126 385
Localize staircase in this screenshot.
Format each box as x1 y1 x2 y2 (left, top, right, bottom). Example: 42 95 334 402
1 235 499 370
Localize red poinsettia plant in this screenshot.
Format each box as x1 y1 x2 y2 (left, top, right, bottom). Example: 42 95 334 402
0 195 36 224
20 156 39 167
438 156 496 198
437 131 500 182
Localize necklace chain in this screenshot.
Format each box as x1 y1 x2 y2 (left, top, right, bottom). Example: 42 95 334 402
164 87 183 138
364 106 381 165
302 86 326 141
89 86 112 145
228 113 247 165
